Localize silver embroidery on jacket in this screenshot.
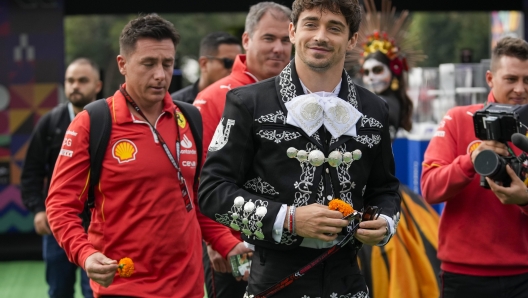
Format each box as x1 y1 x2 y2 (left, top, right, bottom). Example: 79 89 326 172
293 143 318 207
360 116 383 128
313 132 322 145
256 111 286 124
353 134 381 148
257 130 302 143
335 144 354 205
316 178 325 205
279 63 358 109
279 63 296 103
330 291 369 298
329 136 339 146
209 118 235 152
345 71 358 109
244 177 279 196
279 231 296 245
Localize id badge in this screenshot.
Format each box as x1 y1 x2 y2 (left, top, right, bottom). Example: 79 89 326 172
179 177 193 212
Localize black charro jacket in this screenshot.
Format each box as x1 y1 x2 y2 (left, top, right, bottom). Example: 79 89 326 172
198 60 401 251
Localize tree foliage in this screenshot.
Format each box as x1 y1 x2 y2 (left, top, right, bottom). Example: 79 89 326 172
409 12 491 67
64 12 492 95
65 13 246 97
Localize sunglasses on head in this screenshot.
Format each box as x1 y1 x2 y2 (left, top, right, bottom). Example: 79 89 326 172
206 56 235 69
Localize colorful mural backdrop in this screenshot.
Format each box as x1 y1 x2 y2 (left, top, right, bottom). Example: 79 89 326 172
0 0 64 233
491 11 524 50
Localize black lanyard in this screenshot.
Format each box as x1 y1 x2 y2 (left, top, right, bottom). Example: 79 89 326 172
119 85 193 212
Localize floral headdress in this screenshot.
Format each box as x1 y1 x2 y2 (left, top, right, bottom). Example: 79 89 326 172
346 0 426 76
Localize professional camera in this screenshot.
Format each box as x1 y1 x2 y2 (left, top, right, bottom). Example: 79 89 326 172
472 103 528 188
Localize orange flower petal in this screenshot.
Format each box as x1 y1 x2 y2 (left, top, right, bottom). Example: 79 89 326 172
117 257 135 278
328 199 354 217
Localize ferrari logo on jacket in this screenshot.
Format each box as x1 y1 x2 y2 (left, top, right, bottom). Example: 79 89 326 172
177 111 187 129
112 139 138 163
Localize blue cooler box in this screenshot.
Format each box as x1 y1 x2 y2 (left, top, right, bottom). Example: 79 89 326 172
393 123 445 214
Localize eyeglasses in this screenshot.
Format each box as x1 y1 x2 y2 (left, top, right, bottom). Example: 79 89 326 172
206 56 235 69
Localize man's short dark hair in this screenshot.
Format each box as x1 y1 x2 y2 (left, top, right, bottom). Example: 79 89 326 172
291 0 362 39
199 32 240 57
120 14 180 56
68 57 100 79
491 36 528 72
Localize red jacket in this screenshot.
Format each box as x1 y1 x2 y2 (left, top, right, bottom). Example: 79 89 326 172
194 54 258 244
421 92 528 276
47 89 236 297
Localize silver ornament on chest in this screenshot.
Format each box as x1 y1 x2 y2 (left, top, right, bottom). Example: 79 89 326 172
286 147 362 167
308 150 325 166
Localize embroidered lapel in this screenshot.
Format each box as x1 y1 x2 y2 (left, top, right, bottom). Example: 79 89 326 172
275 61 363 152
276 60 324 150
329 71 361 151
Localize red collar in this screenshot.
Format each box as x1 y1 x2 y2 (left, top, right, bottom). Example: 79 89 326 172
231 54 258 84
487 91 498 104
111 83 176 124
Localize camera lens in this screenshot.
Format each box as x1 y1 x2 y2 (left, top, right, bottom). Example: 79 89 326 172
474 149 505 177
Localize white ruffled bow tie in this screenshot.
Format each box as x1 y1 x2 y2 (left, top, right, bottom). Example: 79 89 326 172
285 93 363 138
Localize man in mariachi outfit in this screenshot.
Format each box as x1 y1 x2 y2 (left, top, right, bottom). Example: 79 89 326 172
198 0 401 297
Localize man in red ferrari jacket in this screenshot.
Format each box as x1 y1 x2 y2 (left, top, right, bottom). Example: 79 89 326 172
421 36 528 298
193 2 293 297
46 14 243 298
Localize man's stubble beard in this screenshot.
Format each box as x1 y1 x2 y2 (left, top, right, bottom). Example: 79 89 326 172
300 53 332 73
69 93 94 109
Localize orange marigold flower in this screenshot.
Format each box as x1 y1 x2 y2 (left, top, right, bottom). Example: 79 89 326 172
328 199 354 217
117 257 134 278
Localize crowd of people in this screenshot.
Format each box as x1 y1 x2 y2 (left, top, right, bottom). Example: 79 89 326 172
19 0 528 297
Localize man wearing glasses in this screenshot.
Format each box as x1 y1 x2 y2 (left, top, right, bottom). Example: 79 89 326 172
171 31 241 104
194 2 293 298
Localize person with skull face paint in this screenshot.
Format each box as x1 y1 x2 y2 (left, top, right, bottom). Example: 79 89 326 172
345 2 441 297
360 35 413 140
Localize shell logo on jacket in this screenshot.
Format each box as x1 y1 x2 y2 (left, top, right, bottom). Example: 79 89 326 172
467 140 482 155
112 139 138 163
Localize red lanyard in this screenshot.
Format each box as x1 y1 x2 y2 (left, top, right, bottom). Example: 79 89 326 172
119 85 193 212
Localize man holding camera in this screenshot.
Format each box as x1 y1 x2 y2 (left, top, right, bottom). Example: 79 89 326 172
421 36 528 298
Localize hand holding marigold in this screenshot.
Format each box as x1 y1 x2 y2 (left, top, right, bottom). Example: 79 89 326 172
328 199 354 217
117 257 134 278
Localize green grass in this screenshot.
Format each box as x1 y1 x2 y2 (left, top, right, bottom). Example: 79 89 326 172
0 261 84 298
0 261 208 298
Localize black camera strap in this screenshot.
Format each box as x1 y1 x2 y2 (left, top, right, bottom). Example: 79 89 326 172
255 207 382 298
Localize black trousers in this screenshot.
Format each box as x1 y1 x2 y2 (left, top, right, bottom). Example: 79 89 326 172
203 242 247 298
247 245 369 298
441 270 528 298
